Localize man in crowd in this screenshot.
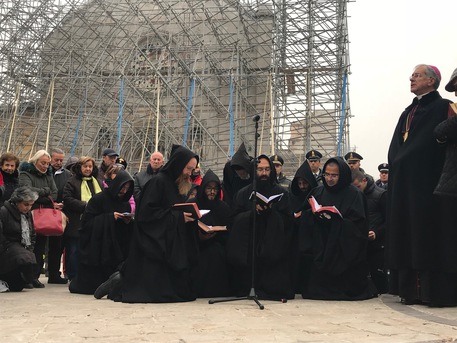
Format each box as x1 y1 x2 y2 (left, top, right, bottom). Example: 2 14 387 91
227 154 293 300
375 163 389 190
98 148 119 184
133 151 164 203
352 169 388 294
221 142 253 208
47 148 72 284
94 145 200 303
344 152 364 172
387 64 456 307
270 154 291 191
299 157 377 300
306 149 323 183
0 152 20 204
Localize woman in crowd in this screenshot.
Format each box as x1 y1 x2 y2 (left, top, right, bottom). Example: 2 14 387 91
18 150 59 288
69 170 134 295
0 187 38 291
62 156 102 281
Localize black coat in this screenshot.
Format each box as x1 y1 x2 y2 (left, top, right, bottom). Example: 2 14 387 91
133 164 160 204
120 145 199 303
0 169 19 204
0 201 36 275
387 91 451 272
69 170 134 294
62 170 102 238
363 175 387 251
226 155 294 300
191 169 232 297
433 105 457 197
300 157 376 300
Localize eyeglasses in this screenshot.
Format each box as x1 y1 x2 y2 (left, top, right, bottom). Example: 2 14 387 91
323 173 339 179
256 167 271 173
205 187 218 193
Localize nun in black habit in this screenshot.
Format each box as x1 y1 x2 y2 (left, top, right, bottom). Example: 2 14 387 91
110 145 200 303
226 154 294 300
299 157 377 300
288 160 318 294
191 169 232 298
69 170 134 295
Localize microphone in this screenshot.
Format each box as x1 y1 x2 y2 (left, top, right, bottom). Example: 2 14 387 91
252 114 260 122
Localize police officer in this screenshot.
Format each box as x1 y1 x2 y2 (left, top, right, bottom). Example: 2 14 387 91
344 152 364 172
375 163 389 190
306 149 323 183
270 154 291 191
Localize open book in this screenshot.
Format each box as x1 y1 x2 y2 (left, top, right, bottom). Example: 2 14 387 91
249 191 284 207
308 196 343 219
197 221 228 233
172 202 210 220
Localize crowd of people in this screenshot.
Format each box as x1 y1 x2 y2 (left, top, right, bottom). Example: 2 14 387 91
0 64 456 308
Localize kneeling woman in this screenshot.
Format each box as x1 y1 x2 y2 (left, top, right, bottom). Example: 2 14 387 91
69 170 134 295
0 187 39 291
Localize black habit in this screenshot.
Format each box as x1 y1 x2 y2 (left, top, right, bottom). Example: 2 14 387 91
69 170 134 295
191 169 232 298
300 157 377 300
119 145 199 303
226 155 294 300
387 90 457 306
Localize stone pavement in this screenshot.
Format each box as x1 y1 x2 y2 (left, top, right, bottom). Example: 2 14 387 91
1 278 457 343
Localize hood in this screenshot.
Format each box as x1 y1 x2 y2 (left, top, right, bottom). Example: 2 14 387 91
322 156 352 193
255 154 278 189
230 142 252 172
106 170 134 201
160 145 199 181
18 161 53 176
291 160 318 196
197 169 221 202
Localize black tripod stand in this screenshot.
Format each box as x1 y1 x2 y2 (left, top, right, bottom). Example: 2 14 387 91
209 114 265 309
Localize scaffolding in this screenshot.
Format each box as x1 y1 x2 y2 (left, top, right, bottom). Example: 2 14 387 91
0 0 352 175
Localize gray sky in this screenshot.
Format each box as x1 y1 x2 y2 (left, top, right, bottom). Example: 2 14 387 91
347 0 456 177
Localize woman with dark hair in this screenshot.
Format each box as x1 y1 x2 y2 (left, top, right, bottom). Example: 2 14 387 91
18 149 59 288
0 186 38 291
62 156 102 281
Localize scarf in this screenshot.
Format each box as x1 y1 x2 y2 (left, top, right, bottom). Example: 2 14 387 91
20 214 31 247
81 176 102 202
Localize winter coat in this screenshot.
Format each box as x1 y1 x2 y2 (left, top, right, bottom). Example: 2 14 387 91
18 162 57 209
0 200 36 274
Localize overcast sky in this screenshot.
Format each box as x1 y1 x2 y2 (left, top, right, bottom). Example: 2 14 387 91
347 0 456 177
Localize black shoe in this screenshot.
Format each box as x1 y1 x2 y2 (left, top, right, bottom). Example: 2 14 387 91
32 279 45 288
24 283 33 289
48 276 68 284
94 271 120 299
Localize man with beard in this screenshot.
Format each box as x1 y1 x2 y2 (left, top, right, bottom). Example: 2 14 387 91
299 157 377 300
133 151 164 204
191 169 232 298
221 142 253 209
94 145 199 303
226 155 293 300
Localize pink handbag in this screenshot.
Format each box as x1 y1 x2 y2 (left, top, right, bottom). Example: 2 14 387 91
31 197 68 236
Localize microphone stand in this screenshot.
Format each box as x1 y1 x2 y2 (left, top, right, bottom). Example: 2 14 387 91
209 114 264 309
